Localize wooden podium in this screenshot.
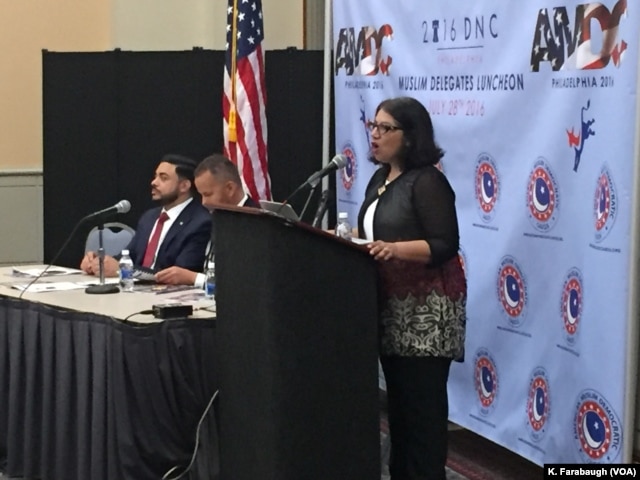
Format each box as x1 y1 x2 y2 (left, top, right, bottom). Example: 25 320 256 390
214 206 380 480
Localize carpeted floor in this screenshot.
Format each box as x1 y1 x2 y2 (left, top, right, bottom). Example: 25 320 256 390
380 412 543 480
446 426 544 480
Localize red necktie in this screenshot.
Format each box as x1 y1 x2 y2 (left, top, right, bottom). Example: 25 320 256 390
141 211 170 268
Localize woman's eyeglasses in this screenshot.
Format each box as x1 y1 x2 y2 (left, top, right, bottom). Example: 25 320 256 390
366 121 403 135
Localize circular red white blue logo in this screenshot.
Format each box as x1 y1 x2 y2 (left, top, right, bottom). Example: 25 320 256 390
594 165 617 243
475 153 499 223
497 255 527 326
527 158 559 232
574 389 622 463
340 143 357 191
474 348 498 416
560 267 583 346
526 367 550 442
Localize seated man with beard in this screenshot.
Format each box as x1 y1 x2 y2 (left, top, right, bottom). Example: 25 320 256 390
80 154 211 277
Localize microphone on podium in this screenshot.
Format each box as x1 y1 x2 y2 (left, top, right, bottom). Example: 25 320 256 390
279 155 348 212
306 154 348 187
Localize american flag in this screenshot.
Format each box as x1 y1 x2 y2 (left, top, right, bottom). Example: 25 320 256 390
223 0 271 200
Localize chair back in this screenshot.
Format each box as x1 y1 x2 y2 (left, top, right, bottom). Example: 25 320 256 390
85 222 136 257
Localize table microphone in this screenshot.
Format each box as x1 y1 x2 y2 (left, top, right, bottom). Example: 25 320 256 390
83 199 131 223
18 200 131 299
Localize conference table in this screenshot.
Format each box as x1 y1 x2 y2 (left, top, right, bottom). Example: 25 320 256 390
0 266 219 480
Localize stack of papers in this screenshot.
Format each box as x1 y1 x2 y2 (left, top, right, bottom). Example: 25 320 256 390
12 266 82 277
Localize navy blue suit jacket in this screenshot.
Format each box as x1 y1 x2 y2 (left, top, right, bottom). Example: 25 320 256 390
126 199 212 272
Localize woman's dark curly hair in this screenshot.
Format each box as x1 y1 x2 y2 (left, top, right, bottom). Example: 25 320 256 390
369 96 444 169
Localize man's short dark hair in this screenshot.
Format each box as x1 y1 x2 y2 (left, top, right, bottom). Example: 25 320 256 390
195 154 243 186
161 154 197 182
161 154 198 192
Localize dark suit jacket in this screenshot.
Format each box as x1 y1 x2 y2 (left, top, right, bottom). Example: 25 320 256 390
126 199 212 272
243 196 259 208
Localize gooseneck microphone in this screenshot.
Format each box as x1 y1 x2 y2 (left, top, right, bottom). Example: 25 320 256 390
18 200 132 299
306 154 348 187
312 189 332 228
278 155 348 215
82 199 131 222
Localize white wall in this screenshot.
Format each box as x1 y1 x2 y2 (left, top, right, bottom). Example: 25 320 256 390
111 0 304 51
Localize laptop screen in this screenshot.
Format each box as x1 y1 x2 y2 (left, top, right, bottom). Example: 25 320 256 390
259 200 300 222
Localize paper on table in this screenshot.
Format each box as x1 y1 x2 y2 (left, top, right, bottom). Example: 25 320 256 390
12 266 82 277
13 278 119 293
351 237 370 245
75 279 120 286
12 282 88 292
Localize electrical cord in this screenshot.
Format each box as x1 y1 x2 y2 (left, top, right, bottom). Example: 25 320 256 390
193 304 216 313
18 219 86 299
116 310 153 328
162 389 219 480
120 309 154 323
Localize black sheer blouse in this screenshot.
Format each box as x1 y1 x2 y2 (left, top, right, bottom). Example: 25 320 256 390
357 164 459 266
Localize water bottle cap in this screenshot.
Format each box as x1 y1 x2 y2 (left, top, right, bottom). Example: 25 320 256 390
121 249 129 256
338 212 348 219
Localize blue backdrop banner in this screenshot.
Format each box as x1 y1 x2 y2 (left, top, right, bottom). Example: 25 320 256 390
333 0 639 465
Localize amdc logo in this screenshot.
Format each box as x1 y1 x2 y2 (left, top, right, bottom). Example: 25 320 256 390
526 157 559 232
560 267 584 347
526 367 550 442
497 255 527 327
340 142 357 191
474 347 498 416
593 164 618 243
475 153 499 223
574 389 622 463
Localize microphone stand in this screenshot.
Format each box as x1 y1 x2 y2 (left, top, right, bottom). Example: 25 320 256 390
312 189 331 228
85 223 120 294
299 182 319 222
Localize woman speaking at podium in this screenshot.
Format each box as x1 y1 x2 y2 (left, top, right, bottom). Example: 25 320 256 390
357 96 467 480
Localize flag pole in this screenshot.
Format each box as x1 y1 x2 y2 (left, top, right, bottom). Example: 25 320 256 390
228 0 239 143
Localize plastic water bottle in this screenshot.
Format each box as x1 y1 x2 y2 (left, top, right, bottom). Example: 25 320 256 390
118 249 135 292
204 260 216 299
335 212 353 241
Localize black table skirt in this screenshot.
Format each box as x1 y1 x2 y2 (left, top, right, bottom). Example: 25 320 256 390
0 296 218 480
